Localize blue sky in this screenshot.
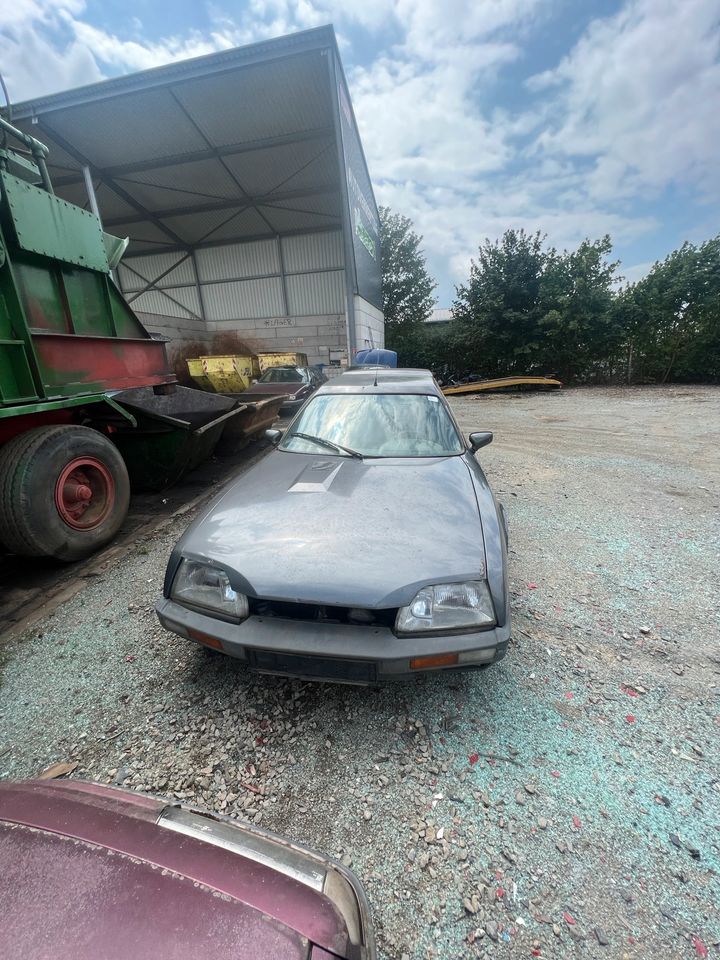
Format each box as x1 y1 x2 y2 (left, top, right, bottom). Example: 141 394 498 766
2 0 718 304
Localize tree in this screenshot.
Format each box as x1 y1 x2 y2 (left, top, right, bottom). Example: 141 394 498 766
379 207 436 355
538 236 621 380
452 229 551 376
617 237 720 382
451 230 621 380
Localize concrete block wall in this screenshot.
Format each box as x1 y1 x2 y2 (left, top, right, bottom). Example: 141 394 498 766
207 314 347 367
136 310 210 361
353 296 385 354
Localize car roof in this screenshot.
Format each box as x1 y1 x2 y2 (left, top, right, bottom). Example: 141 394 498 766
318 368 441 396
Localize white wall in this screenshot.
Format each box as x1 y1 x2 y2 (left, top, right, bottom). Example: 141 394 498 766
353 296 384 354
117 230 351 367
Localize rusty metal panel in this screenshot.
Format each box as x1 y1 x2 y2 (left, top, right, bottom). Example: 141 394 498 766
286 270 344 316
282 231 343 273
33 332 174 398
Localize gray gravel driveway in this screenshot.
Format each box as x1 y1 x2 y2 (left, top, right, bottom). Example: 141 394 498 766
1 385 718 959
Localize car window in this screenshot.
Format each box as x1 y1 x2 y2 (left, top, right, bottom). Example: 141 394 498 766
259 367 305 383
279 393 465 457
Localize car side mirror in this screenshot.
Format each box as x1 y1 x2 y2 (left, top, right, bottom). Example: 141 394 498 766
469 431 493 452
265 428 284 444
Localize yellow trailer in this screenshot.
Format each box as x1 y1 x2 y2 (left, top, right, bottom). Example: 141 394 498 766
187 355 260 394
256 351 308 373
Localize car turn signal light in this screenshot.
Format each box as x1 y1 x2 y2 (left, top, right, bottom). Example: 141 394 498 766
187 627 223 651
410 653 459 670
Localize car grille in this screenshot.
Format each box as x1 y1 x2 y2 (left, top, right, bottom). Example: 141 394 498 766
250 598 397 629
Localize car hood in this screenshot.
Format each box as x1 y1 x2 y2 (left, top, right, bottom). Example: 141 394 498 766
0 780 356 960
243 382 306 398
178 452 486 607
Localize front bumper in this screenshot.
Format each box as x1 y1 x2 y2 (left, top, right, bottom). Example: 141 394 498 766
156 597 510 683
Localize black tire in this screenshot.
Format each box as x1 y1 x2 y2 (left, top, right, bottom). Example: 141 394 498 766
0 425 130 561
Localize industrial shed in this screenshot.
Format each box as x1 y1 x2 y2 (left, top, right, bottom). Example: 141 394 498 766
6 26 383 370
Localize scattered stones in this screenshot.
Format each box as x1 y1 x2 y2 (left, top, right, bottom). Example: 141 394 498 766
2 389 717 960
594 927 609 946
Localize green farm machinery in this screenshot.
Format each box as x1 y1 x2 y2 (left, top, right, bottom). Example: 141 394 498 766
0 117 267 561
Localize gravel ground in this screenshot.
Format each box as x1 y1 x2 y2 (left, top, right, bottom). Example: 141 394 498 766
1 385 719 959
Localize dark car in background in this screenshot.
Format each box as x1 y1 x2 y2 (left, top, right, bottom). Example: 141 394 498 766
157 368 510 684
242 365 327 414
0 778 375 960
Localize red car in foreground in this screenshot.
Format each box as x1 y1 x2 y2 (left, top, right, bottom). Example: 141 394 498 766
0 779 375 960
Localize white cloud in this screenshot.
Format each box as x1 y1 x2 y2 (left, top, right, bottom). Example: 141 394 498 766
1 0 716 297
68 20 233 72
0 1 101 100
528 0 720 201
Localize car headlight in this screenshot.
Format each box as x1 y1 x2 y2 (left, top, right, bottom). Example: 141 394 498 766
396 581 495 634
171 559 248 621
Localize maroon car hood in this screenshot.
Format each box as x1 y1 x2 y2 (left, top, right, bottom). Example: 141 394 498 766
0 780 348 960
243 382 305 399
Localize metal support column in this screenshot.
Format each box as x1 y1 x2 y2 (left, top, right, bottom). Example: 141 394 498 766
325 48 356 360
190 250 209 325
276 236 290 317
82 165 102 224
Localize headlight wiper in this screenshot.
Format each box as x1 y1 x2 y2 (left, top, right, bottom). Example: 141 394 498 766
291 432 364 460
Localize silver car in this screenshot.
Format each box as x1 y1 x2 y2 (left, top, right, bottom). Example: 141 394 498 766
156 368 510 684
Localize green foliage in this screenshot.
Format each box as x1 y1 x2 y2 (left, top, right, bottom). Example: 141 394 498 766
445 231 718 383
450 230 622 380
615 237 720 382
379 211 719 384
379 206 436 352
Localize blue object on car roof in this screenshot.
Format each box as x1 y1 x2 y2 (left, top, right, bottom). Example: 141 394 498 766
353 349 398 367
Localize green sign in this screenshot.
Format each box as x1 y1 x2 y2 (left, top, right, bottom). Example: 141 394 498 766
355 211 376 259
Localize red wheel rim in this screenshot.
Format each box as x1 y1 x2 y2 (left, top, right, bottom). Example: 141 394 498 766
54 457 115 530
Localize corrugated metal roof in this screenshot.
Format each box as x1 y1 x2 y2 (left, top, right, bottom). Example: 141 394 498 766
197 207 274 244
282 231 343 273
160 208 252 245
43 89 209 169
124 157 239 198
6 30 348 258
221 136 337 197
4 26 381 336
259 205 336 234
172 54 331 147
286 270 344 315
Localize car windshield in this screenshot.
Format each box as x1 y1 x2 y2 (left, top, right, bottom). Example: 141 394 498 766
279 393 464 458
259 367 306 383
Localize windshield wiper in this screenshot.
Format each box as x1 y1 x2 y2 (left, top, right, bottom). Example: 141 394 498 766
291 432 364 460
